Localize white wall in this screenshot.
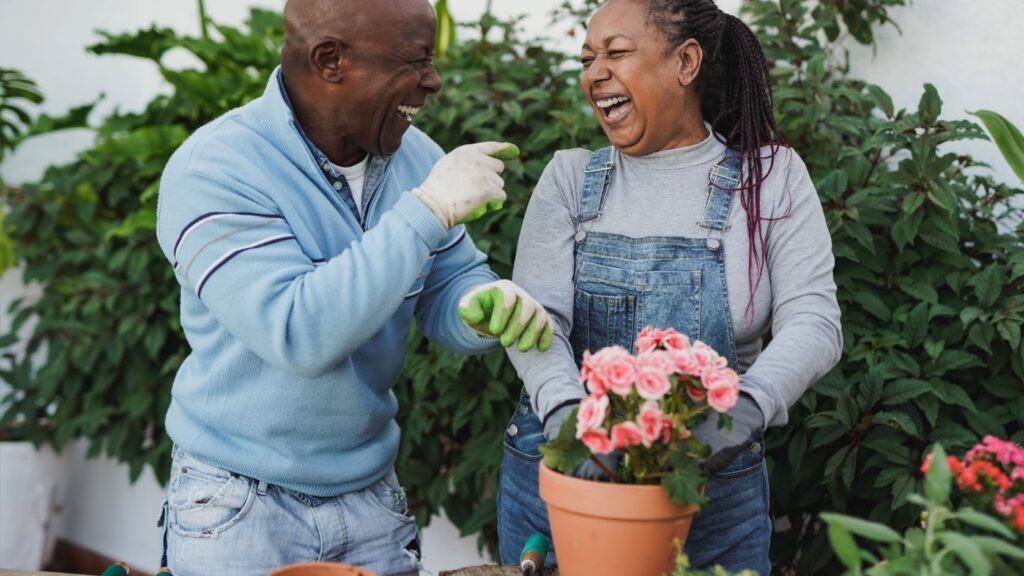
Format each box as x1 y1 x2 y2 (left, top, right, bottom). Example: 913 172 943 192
846 1 1024 187
1 0 1022 573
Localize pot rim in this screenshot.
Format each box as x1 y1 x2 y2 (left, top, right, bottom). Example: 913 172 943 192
539 461 701 520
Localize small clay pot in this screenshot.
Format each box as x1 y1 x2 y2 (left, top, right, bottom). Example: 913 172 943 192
267 562 378 576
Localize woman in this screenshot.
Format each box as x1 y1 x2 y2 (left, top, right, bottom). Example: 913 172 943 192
497 0 842 573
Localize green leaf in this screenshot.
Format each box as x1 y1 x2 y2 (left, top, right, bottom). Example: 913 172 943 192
924 339 944 360
972 536 1024 560
969 323 996 355
820 513 901 543
824 445 851 481
929 350 984 376
881 379 933 405
105 208 156 240
434 0 456 56
538 407 589 473
924 443 951 505
866 84 894 117
826 521 861 570
918 83 942 124
900 283 938 305
996 320 1021 350
856 369 884 410
969 109 1024 182
662 454 706 507
939 533 991 576
874 410 920 438
973 265 1005 307
954 509 1015 539
852 291 891 322
960 306 985 326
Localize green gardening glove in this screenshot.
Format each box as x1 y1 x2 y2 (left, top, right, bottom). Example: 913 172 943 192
457 144 519 224
458 280 554 352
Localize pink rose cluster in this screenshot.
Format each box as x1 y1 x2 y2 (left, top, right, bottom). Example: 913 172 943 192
575 326 740 455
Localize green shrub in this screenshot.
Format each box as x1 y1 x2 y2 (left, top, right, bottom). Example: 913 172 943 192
743 0 1024 573
0 67 44 274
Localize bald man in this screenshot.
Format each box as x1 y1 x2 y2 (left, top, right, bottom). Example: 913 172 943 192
154 1 551 574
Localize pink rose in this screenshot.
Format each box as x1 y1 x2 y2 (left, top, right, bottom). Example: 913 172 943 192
704 368 740 412
637 326 658 340
660 329 691 351
611 422 644 449
580 350 609 396
593 346 638 397
660 415 676 443
635 367 671 401
575 394 610 438
672 349 703 377
691 344 723 372
635 326 659 353
580 429 615 455
637 401 664 446
635 336 658 354
685 383 707 402
638 350 676 374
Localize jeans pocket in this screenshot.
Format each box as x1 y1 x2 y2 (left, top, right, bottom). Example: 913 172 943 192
364 472 415 524
503 396 545 463
168 457 255 538
713 459 764 481
710 435 766 482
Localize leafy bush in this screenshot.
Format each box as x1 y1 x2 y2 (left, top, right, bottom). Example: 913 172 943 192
743 0 1024 572
0 68 43 274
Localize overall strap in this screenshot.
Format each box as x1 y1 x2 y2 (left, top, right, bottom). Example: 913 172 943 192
575 146 614 243
697 148 743 251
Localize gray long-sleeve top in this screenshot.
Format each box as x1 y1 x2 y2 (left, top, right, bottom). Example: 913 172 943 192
508 132 843 429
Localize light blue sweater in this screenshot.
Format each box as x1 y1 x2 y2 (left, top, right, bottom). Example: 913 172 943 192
156 68 498 497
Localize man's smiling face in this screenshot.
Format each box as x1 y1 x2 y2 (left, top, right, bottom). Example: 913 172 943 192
331 0 442 157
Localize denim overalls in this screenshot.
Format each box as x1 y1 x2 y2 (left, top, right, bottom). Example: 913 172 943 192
496 147 772 575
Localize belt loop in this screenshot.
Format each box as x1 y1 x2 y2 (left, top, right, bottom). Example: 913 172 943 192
256 480 268 496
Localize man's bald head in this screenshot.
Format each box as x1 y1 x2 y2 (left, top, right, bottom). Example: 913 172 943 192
282 0 435 81
278 0 442 164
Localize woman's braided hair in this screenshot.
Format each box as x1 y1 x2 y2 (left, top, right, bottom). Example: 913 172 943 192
645 0 783 318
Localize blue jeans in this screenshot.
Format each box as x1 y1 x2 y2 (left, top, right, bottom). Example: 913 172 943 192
497 394 772 575
161 446 422 576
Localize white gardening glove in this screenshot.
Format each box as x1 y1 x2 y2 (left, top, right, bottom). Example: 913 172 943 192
458 280 554 352
411 142 513 230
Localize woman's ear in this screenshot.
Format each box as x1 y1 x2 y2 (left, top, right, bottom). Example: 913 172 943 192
676 38 703 87
310 38 346 83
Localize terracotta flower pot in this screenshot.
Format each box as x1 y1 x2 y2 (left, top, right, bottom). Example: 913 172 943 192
267 562 377 576
539 462 699 576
